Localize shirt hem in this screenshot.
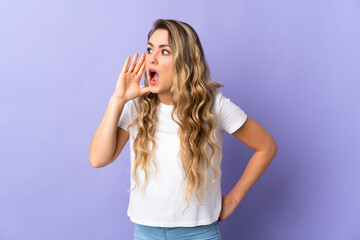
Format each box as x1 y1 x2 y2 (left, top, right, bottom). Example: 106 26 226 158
128 215 220 227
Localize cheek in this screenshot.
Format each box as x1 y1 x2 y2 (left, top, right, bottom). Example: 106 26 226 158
162 59 174 75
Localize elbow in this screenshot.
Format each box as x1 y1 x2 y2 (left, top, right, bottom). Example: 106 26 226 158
274 144 278 157
258 141 278 161
89 156 104 168
89 154 114 168
268 141 278 159
89 146 109 168
272 142 278 155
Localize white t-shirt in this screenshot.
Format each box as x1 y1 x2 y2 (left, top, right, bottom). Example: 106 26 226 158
118 90 247 227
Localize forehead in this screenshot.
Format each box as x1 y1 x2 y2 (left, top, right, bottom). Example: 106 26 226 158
148 29 169 44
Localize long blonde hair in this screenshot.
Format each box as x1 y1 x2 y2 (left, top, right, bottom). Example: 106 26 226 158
127 19 224 214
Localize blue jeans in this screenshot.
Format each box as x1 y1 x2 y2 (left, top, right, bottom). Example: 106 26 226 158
133 220 222 240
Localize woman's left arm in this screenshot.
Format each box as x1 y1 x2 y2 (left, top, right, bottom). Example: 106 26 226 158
218 116 278 221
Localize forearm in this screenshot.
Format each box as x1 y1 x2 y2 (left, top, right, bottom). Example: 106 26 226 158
227 148 277 204
89 95 126 168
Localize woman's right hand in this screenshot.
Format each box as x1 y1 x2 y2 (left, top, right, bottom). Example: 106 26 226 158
113 52 151 102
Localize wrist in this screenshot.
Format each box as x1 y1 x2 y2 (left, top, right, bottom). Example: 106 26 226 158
227 191 242 205
110 95 127 105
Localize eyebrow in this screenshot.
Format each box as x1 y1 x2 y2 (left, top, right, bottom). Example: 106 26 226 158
147 42 170 48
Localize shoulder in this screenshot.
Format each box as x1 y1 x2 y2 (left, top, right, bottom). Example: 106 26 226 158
212 90 231 114
212 89 248 134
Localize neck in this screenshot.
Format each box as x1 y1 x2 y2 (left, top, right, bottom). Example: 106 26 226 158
158 93 173 105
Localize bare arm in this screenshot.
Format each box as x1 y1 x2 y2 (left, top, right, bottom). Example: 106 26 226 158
89 52 150 168
89 97 128 168
218 116 278 221
228 116 278 203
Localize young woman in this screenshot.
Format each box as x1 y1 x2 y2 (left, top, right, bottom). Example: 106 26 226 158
89 19 277 240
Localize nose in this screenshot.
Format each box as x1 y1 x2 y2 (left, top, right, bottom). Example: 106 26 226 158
148 52 158 65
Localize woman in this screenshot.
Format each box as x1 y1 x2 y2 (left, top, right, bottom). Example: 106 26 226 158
89 19 278 240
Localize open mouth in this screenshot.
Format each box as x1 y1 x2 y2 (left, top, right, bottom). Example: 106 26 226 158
149 68 157 79
148 68 159 84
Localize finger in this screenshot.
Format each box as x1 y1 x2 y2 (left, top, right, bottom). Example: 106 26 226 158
121 56 131 74
127 53 139 73
136 61 146 81
133 53 146 74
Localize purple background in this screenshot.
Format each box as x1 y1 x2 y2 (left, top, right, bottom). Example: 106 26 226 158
1 0 359 239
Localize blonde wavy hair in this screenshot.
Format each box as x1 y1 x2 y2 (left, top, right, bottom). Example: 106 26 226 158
127 19 224 214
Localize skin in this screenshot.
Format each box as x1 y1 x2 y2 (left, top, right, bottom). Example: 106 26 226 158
218 118 278 222
111 29 278 223
145 29 174 105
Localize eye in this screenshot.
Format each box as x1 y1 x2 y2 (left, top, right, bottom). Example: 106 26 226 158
162 49 170 55
146 48 152 54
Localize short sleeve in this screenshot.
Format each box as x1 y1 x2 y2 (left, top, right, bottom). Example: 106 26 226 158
118 100 131 131
216 91 248 134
